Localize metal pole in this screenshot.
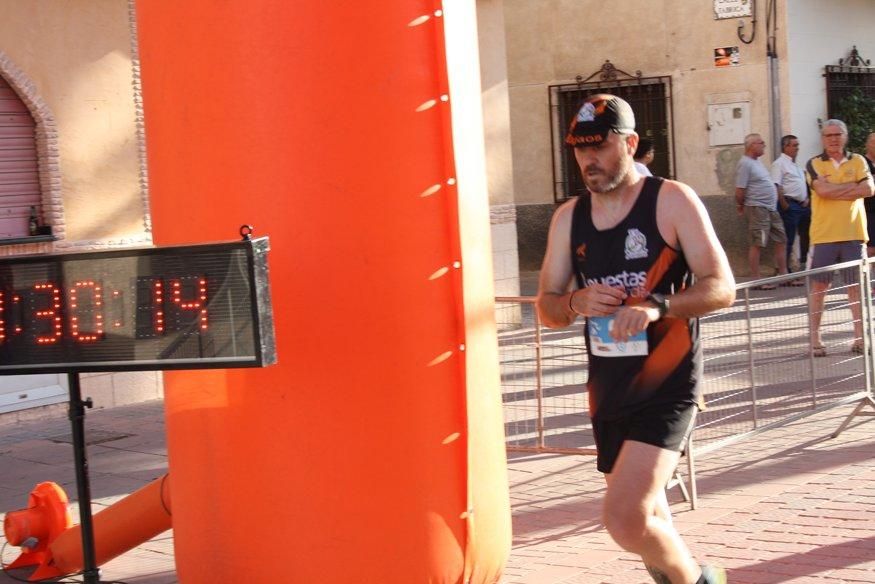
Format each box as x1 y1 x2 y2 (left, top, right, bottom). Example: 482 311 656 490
866 259 875 396
686 434 697 510
68 371 101 584
533 303 544 449
806 276 818 407
860 262 872 397
744 288 758 428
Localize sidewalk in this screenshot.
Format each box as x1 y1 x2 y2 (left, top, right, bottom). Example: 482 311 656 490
505 402 875 584
2 399 875 583
0 401 174 584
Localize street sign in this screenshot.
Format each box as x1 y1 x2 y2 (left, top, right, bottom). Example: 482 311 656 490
714 0 752 20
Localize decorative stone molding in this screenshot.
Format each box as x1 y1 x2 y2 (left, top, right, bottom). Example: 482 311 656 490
0 241 54 257
0 51 65 243
490 203 517 225
127 0 152 236
53 234 153 252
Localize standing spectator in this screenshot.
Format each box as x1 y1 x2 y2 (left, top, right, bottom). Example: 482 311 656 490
735 133 788 288
805 120 875 356
865 132 875 257
633 138 654 177
770 134 809 284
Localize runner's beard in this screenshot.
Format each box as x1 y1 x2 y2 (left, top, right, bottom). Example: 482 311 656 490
583 156 632 194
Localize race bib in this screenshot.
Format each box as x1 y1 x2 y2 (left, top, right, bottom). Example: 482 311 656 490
588 316 648 357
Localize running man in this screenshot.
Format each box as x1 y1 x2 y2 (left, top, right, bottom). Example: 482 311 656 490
537 94 735 584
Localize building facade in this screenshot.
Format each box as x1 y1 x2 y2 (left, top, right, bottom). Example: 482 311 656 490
0 0 160 417
491 0 875 274
3 0 874 416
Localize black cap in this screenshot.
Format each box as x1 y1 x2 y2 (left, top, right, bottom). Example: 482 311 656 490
565 94 636 146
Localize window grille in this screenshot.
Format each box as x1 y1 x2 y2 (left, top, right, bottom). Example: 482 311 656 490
549 61 675 204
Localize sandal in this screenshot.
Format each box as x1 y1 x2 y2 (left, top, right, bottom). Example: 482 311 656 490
812 344 827 357
753 283 778 291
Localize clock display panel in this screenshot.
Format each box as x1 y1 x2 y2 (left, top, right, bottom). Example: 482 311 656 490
0 237 275 373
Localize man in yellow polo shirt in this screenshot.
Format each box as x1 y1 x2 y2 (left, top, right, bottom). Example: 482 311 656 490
805 119 875 356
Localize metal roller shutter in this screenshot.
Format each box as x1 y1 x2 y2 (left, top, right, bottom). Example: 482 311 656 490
0 75 40 238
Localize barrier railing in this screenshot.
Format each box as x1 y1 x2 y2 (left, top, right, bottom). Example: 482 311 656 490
497 258 875 507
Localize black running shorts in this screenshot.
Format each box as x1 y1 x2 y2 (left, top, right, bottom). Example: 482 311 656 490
592 400 697 474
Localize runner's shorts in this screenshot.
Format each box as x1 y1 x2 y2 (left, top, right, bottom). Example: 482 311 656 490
592 400 697 474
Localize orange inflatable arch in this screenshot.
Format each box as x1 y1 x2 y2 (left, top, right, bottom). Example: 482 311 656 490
135 1 511 582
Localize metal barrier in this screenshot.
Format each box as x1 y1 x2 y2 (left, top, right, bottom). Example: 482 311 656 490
497 258 875 507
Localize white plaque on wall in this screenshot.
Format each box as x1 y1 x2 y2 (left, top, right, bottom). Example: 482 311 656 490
714 0 752 20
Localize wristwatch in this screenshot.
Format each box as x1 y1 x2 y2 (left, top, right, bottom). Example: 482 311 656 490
645 293 669 319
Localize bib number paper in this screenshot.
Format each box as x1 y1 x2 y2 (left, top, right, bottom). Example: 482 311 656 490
588 316 648 357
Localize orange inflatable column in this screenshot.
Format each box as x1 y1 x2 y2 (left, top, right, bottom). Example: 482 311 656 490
135 1 510 582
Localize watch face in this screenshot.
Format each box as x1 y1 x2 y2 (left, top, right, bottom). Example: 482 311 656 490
648 293 667 316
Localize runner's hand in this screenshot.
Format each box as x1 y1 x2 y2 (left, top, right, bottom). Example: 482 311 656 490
569 284 626 317
609 304 661 342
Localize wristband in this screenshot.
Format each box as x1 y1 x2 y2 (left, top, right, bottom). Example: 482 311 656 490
568 290 581 315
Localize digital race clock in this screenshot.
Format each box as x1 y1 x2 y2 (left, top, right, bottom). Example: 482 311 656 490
0 236 276 374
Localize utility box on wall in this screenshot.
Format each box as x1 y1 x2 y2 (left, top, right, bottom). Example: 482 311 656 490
708 102 750 146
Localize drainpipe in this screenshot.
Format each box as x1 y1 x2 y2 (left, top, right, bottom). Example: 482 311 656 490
768 55 781 159
766 1 781 157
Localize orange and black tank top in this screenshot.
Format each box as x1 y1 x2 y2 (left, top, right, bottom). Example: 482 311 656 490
570 177 701 420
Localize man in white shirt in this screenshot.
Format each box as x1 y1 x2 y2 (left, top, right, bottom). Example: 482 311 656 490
770 134 809 285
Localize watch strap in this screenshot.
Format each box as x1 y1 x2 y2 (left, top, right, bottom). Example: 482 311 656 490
646 293 669 319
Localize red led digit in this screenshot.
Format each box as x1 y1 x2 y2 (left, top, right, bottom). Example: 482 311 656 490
33 283 62 344
13 295 21 334
171 277 209 330
0 290 5 342
154 280 164 334
111 289 124 328
69 280 105 343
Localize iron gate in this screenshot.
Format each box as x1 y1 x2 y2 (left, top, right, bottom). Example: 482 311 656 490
825 46 875 119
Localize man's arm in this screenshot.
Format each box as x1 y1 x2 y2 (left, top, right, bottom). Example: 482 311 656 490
812 176 873 200
770 160 789 210
734 187 746 215
775 184 789 210
664 182 737 318
535 200 625 329
734 159 750 215
535 201 577 328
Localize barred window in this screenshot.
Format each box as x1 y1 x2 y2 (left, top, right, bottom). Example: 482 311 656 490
550 64 674 204
825 48 875 152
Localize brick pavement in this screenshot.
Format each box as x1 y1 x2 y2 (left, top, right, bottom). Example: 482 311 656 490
1 399 875 583
504 402 875 584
